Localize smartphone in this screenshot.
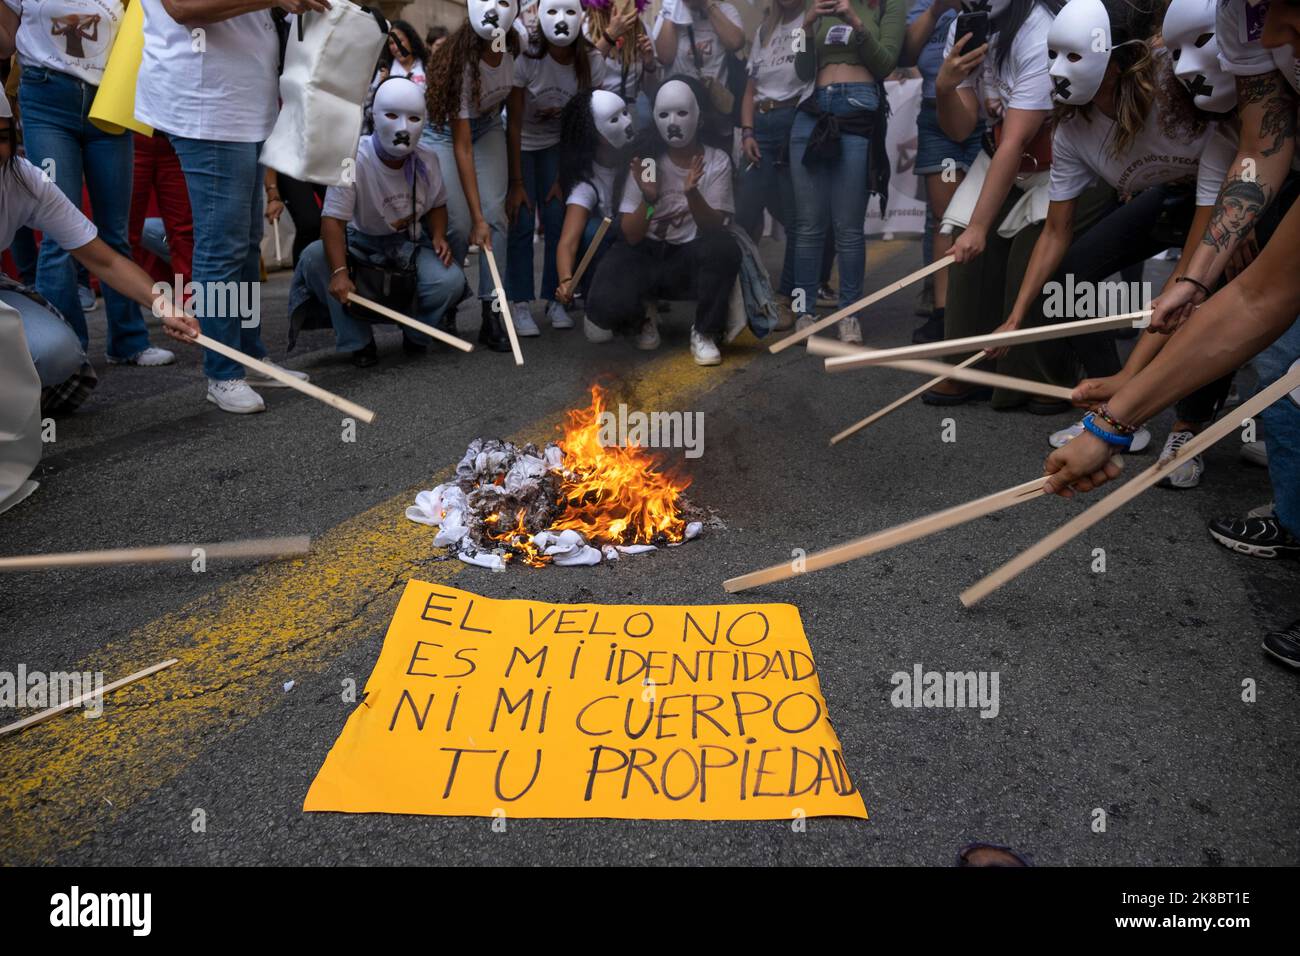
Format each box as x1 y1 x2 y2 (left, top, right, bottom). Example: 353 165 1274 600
954 11 989 51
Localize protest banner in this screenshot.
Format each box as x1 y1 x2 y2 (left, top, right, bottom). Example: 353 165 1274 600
305 581 867 820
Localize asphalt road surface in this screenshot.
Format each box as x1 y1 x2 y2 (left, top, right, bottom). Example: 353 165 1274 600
1 239 1295 866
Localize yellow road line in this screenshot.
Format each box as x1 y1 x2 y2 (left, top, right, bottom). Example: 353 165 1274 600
0 240 913 862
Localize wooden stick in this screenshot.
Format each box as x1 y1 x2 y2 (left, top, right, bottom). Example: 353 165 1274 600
569 216 611 291
830 351 989 445
273 219 283 265
0 535 311 572
723 476 1048 593
0 659 179 737
823 311 1150 370
482 247 524 366
770 255 954 354
347 293 474 353
959 363 1300 607
195 334 376 424
876 358 1075 400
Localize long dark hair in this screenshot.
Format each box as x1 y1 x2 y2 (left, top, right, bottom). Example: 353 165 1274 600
379 20 429 74
993 0 1066 70
426 21 523 126
0 118 34 199
559 90 632 214
524 24 593 91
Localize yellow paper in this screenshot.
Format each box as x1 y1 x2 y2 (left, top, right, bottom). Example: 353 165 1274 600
305 581 868 821
88 1 152 136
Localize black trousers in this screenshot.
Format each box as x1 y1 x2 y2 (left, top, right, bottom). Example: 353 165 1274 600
279 173 327 266
586 231 742 335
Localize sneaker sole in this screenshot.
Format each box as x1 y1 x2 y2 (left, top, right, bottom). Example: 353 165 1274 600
1262 642 1300 669
1208 528 1295 559
206 393 266 414
692 355 721 366
107 356 176 367
636 338 661 351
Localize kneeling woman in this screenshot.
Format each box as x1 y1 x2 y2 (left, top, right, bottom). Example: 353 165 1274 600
585 77 741 366
554 89 637 309
293 78 466 367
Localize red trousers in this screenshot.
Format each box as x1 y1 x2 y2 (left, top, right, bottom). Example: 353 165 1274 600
128 132 194 285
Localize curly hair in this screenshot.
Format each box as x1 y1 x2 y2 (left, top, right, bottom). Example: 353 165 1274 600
1052 0 1204 158
426 20 522 127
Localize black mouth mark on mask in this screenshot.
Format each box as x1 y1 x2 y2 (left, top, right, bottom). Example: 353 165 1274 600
483 11 499 27
554 22 570 36
1187 74 1214 100
393 130 411 146
1052 75 1072 99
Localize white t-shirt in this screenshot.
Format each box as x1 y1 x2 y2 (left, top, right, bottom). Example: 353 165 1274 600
6 0 122 85
389 58 426 86
567 161 618 215
651 3 742 82
584 15 649 101
1048 56 1219 202
513 50 604 151
748 14 812 104
946 4 1055 112
321 136 449 237
0 157 97 252
617 145 733 244
458 53 516 120
135 0 279 142
1217 0 1300 95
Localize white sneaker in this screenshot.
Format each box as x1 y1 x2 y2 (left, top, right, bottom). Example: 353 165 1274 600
512 301 540 337
795 314 816 332
584 316 613 343
1157 430 1204 489
547 300 574 330
78 285 96 313
690 328 721 366
108 346 175 367
838 316 862 344
1240 439 1268 467
206 378 266 414
1050 420 1151 452
636 312 661 351
246 360 309 388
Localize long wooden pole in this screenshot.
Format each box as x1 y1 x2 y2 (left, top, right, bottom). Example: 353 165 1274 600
482 247 524 366
723 476 1049 593
959 363 1300 606
0 659 179 737
569 217 612 291
823 311 1150 370
830 351 989 445
347 293 474 352
770 255 954 354
195 335 376 424
0 535 311 572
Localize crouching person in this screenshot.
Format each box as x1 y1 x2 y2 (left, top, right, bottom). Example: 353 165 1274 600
555 89 637 310
293 78 465 367
585 77 741 366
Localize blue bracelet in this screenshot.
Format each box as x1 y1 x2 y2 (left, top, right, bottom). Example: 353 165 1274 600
1081 412 1133 449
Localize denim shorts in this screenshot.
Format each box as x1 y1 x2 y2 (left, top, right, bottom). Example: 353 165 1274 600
915 99 984 176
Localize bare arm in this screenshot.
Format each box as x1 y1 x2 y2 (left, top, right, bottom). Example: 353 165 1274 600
654 19 678 67
70 237 199 339
161 0 282 29
706 4 744 53
555 203 591 303
0 4 19 59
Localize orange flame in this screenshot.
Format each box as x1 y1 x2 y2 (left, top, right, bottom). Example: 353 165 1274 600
550 384 691 546
487 509 549 567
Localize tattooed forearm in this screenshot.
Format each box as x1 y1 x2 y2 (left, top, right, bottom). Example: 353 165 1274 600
1237 72 1298 157
1201 175 1270 252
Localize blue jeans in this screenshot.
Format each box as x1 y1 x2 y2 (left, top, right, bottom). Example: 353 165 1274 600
505 144 563 303
736 105 797 296
297 230 467 352
167 135 267 381
1257 317 1300 538
19 65 151 359
424 116 508 301
789 83 878 312
0 290 85 388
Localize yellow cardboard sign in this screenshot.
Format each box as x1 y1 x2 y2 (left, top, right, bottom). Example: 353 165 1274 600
305 581 867 820
88 1 153 136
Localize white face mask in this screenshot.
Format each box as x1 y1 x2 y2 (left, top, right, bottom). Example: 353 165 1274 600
372 78 426 157
961 0 1011 19
654 80 700 147
591 89 635 149
539 2 581 46
468 0 518 41
1047 0 1114 105
1163 0 1236 113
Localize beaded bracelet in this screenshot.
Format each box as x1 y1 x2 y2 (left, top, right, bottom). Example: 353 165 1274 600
1082 413 1133 449
1095 403 1140 435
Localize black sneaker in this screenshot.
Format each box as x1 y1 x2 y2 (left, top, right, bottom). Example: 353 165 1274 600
817 283 838 307
402 337 428 356
350 339 378 368
1262 619 1300 669
912 313 944 344
1207 514 1300 559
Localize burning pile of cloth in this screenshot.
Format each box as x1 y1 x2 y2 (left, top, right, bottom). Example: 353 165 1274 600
406 435 702 570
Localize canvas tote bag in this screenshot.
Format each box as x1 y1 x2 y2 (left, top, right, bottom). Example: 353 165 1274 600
260 4 389 186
